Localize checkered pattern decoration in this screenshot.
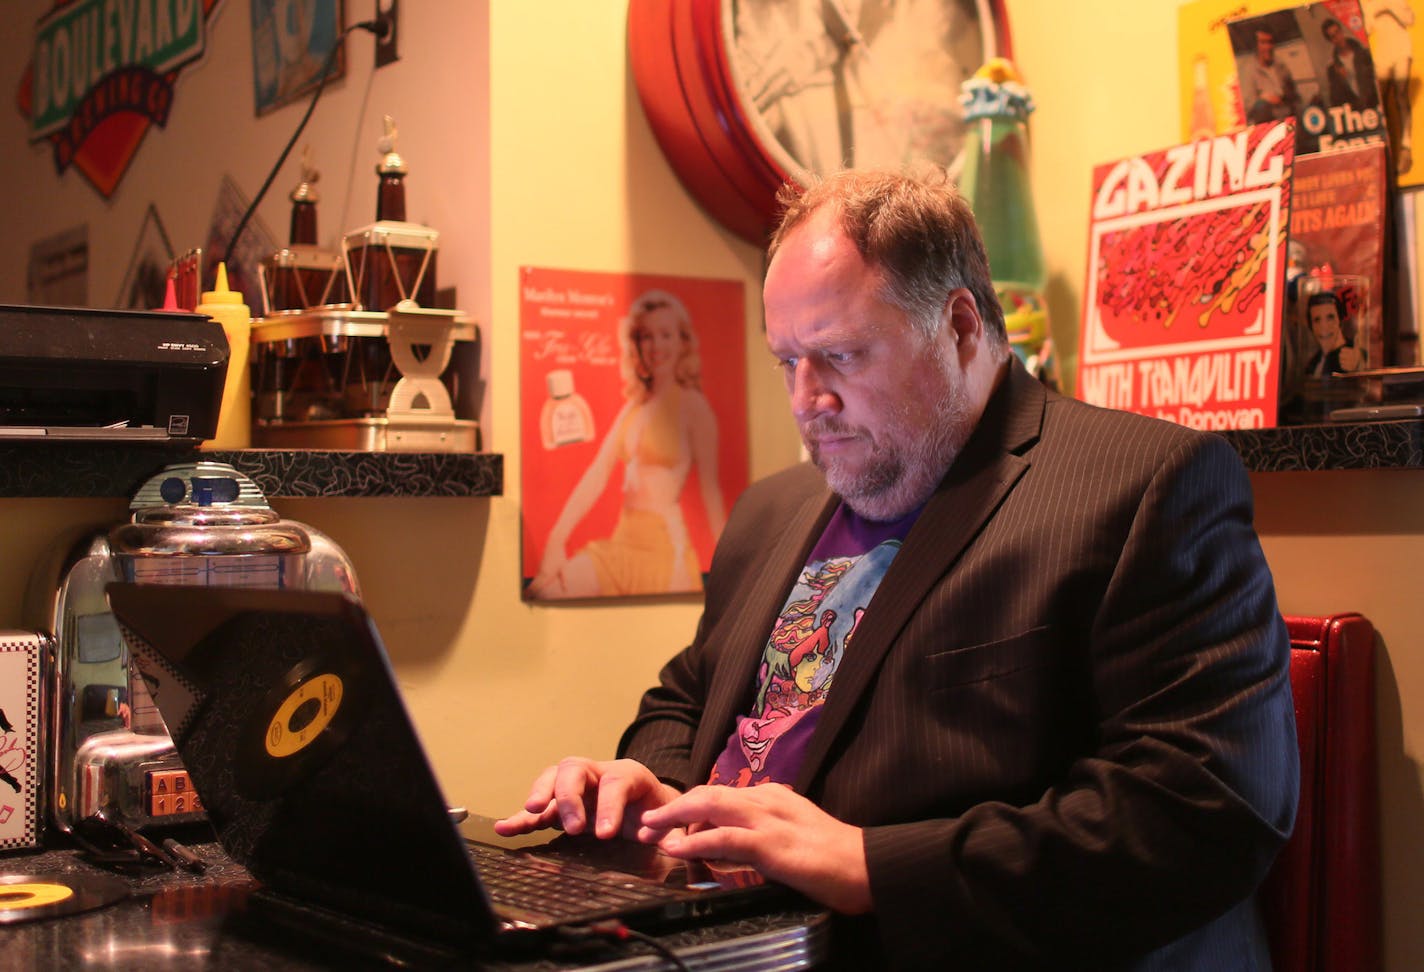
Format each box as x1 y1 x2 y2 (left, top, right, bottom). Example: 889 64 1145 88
0 633 46 852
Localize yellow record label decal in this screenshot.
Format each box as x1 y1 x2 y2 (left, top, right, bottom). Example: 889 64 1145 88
264 673 343 759
0 883 75 910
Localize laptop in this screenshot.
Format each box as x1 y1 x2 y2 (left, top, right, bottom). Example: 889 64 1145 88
104 581 793 955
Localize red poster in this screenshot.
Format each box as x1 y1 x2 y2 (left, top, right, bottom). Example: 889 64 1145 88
1078 119 1296 429
520 267 749 601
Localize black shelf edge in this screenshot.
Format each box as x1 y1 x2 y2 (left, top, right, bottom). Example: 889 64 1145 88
1223 419 1424 471
0 419 1418 499
0 445 504 499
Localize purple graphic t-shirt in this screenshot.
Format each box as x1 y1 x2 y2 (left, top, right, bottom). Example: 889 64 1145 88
709 501 918 789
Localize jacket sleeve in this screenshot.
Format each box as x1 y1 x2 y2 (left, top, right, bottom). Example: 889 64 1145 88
863 434 1299 968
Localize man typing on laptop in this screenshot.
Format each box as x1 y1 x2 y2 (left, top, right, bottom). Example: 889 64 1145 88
496 169 1299 970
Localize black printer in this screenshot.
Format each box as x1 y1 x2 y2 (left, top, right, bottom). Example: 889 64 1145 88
0 304 228 442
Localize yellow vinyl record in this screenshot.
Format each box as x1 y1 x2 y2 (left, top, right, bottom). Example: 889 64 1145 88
0 873 128 923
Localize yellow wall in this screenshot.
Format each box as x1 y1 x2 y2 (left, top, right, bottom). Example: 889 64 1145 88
0 1 1421 968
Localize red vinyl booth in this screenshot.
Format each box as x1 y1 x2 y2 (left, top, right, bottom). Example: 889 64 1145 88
1260 614 1380 972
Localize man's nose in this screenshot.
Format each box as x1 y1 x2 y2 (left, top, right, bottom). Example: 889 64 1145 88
790 360 840 421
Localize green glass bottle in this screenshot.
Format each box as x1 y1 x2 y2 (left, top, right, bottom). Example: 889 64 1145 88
957 59 1049 373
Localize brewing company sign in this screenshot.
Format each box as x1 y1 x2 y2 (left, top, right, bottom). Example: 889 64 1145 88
19 0 223 197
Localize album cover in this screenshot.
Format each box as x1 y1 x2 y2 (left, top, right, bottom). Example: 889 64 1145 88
1282 141 1390 420
1077 118 1296 429
1226 1 1387 156
1178 0 1284 141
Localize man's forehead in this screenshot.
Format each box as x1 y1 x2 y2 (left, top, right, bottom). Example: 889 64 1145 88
771 208 853 267
763 292 911 359
769 213 883 291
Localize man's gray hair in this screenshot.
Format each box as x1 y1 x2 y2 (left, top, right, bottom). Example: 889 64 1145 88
767 167 1008 346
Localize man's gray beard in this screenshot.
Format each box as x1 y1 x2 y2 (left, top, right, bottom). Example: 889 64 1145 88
815 382 972 522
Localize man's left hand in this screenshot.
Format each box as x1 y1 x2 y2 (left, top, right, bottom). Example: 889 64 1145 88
637 783 872 915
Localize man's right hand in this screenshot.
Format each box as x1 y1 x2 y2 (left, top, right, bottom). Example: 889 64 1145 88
493 757 683 840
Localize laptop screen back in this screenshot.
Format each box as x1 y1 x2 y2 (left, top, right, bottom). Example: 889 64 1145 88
106 582 495 942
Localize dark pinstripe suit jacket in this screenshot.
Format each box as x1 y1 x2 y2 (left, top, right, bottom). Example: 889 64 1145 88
619 361 1299 970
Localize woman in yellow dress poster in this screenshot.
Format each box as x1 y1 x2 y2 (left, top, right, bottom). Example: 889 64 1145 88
521 272 747 600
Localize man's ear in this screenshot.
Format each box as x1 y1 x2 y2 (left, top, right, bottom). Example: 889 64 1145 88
943 288 985 353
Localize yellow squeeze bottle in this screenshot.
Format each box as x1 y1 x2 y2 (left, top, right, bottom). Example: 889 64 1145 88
197 262 252 449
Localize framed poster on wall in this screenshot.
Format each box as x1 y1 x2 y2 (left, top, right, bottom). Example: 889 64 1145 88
520 267 749 602
1077 119 1296 429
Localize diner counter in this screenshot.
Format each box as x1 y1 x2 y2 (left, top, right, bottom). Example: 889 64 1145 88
2 838 829 970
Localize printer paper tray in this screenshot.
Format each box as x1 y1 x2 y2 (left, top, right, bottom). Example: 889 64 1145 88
0 425 201 443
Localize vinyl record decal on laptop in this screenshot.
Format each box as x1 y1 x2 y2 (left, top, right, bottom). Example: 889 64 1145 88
234 647 366 800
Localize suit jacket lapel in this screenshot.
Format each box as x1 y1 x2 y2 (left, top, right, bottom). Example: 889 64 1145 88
793 360 1048 795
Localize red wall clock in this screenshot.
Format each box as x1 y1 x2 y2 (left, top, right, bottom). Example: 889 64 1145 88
629 0 1014 244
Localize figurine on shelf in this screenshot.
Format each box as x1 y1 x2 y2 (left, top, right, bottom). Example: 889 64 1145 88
343 114 438 311
290 147 320 245
1305 290 1365 376
259 147 348 314
375 114 408 222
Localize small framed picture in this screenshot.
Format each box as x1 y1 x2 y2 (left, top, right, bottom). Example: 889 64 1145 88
250 0 346 117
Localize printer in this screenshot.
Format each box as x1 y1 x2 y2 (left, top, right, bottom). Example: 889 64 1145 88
0 304 228 443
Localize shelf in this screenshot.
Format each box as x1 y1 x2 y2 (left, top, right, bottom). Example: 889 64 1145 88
1222 419 1424 471
0 444 503 499
0 419 1418 500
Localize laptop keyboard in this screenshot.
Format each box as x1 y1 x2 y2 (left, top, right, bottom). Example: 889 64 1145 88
466 841 669 923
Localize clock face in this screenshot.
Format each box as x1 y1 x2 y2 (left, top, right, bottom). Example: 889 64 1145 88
728 0 1000 178
629 0 1011 244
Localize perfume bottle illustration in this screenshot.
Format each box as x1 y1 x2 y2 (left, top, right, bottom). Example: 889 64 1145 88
541 369 595 449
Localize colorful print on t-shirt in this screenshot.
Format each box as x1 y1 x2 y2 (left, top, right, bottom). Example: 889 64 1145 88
709 502 916 788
